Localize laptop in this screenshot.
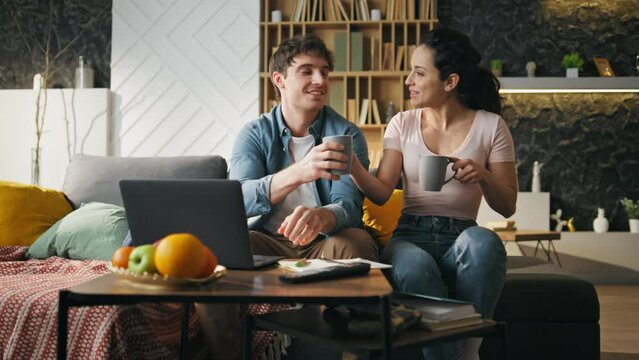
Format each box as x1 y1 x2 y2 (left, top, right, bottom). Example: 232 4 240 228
119 179 283 269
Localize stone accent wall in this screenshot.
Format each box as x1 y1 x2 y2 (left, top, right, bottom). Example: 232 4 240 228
438 0 639 77
437 0 639 231
0 1 111 89
503 93 639 231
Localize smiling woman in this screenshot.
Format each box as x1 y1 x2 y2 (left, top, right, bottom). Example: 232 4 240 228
348 28 516 360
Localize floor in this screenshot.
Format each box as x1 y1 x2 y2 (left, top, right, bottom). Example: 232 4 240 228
597 285 639 359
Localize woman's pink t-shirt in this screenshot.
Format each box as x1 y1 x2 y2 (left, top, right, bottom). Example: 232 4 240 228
384 109 515 220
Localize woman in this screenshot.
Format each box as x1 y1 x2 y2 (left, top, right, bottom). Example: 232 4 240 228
350 28 517 359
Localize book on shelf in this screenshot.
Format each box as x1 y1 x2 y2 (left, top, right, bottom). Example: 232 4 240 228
371 99 382 125
420 0 430 20
310 0 318 21
393 292 478 322
331 0 342 21
386 0 394 20
394 45 405 71
394 0 402 20
347 99 358 123
333 32 347 71
338 292 481 334
359 0 370 20
323 303 421 336
350 32 364 71
296 0 307 21
358 99 370 125
354 0 361 20
370 36 377 71
408 0 416 20
382 43 394 71
485 220 516 231
329 82 345 116
335 0 349 21
323 0 334 21
421 313 483 331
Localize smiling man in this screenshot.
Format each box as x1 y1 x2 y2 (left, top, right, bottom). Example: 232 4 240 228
198 35 378 360
230 34 378 261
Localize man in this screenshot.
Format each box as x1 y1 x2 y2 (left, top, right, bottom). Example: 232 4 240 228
198 35 378 360
230 34 378 261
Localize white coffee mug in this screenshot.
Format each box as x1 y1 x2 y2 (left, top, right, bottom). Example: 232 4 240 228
322 135 353 175
271 10 282 22
418 155 457 191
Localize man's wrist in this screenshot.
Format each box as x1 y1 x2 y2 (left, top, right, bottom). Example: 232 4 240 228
317 207 337 233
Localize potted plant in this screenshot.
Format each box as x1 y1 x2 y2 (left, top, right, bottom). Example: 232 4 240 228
620 197 639 233
562 53 584 78
490 59 503 77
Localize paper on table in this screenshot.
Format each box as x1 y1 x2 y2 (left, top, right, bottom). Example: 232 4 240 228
278 258 392 273
334 258 392 269
278 259 341 273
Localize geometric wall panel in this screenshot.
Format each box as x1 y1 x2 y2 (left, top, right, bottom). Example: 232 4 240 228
111 0 259 158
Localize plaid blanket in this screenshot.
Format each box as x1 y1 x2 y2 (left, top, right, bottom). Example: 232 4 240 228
0 246 288 360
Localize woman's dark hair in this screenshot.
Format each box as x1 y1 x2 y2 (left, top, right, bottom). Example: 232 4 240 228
269 35 334 99
420 28 502 115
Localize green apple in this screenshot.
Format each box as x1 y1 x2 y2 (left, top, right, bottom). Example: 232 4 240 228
128 245 157 274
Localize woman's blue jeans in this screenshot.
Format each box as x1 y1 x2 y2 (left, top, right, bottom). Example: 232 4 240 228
382 214 507 360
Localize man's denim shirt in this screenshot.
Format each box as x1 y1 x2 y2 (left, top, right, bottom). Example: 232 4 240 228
229 105 370 235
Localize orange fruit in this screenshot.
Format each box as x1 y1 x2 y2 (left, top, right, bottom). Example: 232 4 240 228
154 233 206 278
111 246 135 269
196 245 218 278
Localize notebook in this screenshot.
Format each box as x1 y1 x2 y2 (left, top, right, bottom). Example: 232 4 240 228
119 179 282 269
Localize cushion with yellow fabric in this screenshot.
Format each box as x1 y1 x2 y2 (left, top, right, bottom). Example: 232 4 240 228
362 189 403 246
0 181 73 246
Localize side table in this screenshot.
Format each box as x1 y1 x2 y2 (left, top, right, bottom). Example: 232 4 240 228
497 230 562 266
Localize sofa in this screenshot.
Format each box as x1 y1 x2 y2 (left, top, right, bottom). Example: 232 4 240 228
480 256 600 360
0 155 600 359
0 154 285 359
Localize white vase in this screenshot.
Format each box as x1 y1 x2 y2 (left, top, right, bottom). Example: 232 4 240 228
566 68 579 78
593 208 609 233
531 161 542 193
630 219 639 234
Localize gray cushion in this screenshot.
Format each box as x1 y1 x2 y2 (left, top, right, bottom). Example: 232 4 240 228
62 155 228 208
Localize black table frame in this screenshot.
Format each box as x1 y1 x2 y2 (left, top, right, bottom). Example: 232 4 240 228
57 273 502 360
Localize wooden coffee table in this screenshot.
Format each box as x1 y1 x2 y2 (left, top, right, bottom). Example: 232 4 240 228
497 230 562 266
58 268 498 360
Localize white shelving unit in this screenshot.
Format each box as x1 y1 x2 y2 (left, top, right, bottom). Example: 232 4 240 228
0 89 111 190
499 77 639 93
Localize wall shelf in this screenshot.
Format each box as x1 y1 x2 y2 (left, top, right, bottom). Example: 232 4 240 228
499 77 639 93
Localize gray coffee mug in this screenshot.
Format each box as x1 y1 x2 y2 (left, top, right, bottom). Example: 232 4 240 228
322 135 352 175
418 155 457 191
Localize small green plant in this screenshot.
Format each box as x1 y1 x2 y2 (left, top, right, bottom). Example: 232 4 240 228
562 53 584 70
490 59 503 70
620 197 639 219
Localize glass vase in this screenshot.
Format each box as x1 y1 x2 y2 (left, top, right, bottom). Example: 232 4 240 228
31 147 41 186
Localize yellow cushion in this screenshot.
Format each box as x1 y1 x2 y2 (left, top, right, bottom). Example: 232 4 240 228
362 189 403 246
0 181 73 246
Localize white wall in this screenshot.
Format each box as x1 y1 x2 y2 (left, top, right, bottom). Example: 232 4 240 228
110 0 259 159
0 89 110 190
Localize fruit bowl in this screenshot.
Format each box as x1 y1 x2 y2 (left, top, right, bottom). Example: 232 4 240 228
109 264 227 287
